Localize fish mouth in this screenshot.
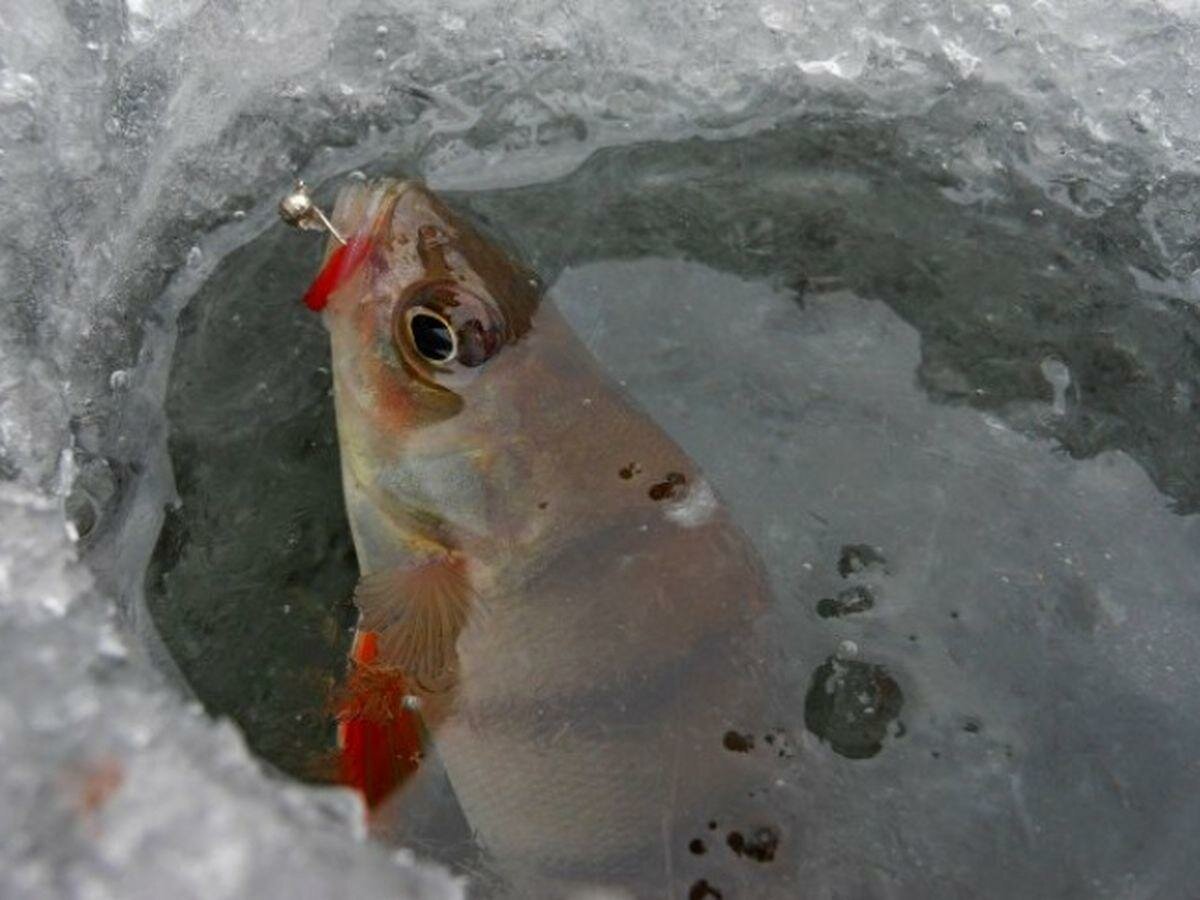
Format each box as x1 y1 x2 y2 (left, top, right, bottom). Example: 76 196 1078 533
330 177 419 246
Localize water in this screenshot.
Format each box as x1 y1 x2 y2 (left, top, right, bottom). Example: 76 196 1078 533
150 115 1200 896
4 1 1200 897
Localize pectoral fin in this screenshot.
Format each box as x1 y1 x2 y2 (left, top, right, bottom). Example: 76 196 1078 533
354 556 473 692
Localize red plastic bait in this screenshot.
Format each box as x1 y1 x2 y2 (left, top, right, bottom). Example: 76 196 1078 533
302 234 374 311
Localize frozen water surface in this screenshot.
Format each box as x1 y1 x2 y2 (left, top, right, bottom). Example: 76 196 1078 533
3 0 1200 897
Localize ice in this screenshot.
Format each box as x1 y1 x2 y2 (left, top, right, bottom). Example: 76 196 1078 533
1 0 1199 897
0 484 461 899
555 261 1200 893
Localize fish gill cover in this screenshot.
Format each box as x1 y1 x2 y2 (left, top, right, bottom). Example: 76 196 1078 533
2 0 1199 897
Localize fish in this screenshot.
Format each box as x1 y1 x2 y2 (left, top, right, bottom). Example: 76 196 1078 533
305 178 793 897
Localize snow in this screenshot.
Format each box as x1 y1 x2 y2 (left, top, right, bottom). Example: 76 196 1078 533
0 484 462 898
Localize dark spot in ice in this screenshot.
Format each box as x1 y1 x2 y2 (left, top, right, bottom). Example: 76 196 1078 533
722 730 754 752
908 634 918 642
763 727 796 758
689 838 707 855
147 504 191 595
727 826 780 863
789 273 809 308
707 819 718 830
894 720 908 739
963 719 981 734
950 610 960 620
931 750 942 759
537 501 548 510
837 543 887 577
404 85 436 103
689 879 723 899
816 584 875 618
804 656 904 759
648 471 687 501
618 462 641 480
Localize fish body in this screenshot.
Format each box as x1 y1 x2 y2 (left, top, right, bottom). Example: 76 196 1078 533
317 180 790 896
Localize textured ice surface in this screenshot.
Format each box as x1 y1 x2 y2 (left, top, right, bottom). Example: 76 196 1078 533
559 262 1200 896
2 0 1199 897
0 485 461 899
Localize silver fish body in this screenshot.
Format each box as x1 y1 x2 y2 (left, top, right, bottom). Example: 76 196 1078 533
322 179 794 897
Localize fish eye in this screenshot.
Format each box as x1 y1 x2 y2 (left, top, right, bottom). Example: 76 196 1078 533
395 281 506 374
406 308 457 365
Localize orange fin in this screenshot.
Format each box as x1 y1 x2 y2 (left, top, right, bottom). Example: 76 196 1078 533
336 632 423 809
354 556 473 693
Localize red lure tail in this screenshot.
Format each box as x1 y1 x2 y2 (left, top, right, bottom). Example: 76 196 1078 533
337 632 424 809
303 233 374 311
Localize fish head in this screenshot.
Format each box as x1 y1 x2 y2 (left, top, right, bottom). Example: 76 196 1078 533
317 178 541 429
311 178 554 555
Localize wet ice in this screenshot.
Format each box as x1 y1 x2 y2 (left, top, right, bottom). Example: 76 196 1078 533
558 260 1200 895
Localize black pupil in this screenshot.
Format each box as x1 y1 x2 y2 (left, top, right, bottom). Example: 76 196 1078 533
409 312 455 362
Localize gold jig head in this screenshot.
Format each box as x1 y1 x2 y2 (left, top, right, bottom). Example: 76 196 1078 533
278 180 347 246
